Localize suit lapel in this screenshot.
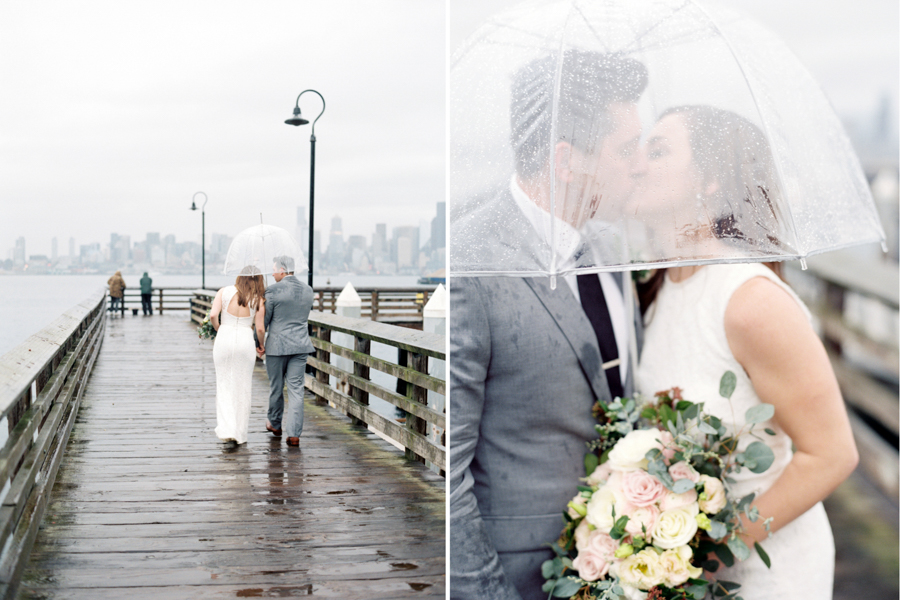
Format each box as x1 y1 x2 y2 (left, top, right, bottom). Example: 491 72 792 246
523 277 611 403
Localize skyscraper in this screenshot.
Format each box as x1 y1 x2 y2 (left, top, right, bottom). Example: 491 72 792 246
13 237 25 266
327 216 344 268
296 205 309 255
431 201 446 251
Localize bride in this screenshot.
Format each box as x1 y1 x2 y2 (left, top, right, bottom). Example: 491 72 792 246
209 265 267 445
631 105 858 599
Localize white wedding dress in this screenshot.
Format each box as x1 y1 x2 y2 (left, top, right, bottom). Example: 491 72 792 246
637 263 834 600
213 286 256 444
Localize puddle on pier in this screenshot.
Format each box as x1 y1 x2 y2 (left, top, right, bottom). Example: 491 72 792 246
236 584 313 597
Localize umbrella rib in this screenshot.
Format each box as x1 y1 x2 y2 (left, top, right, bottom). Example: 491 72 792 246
616 0 692 55
686 0 805 256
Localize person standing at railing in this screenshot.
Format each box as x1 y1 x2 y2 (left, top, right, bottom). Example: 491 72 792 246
107 271 126 314
262 256 315 447
139 272 153 316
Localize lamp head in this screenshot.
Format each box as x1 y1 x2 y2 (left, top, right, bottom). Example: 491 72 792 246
285 106 309 126
190 201 197 211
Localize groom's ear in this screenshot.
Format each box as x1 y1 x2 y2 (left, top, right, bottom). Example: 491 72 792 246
553 141 577 183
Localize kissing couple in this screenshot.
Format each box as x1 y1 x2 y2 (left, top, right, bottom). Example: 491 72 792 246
207 256 316 448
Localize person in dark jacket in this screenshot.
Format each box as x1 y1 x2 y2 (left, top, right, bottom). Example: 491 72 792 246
140 272 153 315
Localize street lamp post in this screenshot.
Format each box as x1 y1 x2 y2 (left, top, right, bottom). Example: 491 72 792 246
190 191 208 289
284 89 325 288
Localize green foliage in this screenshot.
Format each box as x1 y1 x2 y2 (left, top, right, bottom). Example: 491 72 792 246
742 441 776 474
719 371 737 399
754 541 772 568
584 452 599 476
744 403 774 424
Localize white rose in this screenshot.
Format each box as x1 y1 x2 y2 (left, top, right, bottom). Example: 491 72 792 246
617 548 664 590
585 487 618 533
619 584 648 600
652 504 700 549
658 545 703 587
574 519 593 551
608 429 663 471
698 475 728 515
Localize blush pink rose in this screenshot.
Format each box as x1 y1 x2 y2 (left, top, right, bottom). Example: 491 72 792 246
586 461 614 486
587 530 619 560
620 469 667 507
624 505 660 540
660 488 699 512
668 461 700 484
573 548 611 582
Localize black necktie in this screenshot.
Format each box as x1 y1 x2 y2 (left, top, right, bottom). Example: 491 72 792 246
576 274 623 400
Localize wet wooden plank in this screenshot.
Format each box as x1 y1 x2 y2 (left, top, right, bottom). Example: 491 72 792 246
18 314 445 599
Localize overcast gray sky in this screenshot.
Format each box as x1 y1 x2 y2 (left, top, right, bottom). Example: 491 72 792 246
450 0 899 124
1 0 445 258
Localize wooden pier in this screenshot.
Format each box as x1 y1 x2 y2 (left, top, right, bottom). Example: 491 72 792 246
14 309 445 598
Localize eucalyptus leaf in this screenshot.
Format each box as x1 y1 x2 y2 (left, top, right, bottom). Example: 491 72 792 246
542 579 557 593
727 535 751 561
686 583 709 599
672 478 695 494
541 559 558 579
698 421 718 435
551 577 583 597
744 404 774 424
719 371 737 399
735 493 756 511
764 428 777 436
755 541 772 568
744 441 776 474
708 519 728 540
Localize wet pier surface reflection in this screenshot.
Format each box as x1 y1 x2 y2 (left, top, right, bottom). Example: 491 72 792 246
18 314 445 598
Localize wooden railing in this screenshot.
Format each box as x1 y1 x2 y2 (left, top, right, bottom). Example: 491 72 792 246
0 288 106 598
786 250 899 498
111 287 198 315
189 286 437 326
306 311 446 473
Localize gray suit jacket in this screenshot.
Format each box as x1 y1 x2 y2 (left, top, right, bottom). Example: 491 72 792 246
449 188 642 600
264 275 315 357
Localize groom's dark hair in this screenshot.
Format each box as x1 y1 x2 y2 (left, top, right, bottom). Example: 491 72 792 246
510 50 648 178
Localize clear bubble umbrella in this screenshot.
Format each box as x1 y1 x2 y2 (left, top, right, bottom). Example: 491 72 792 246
223 224 306 277
449 0 886 284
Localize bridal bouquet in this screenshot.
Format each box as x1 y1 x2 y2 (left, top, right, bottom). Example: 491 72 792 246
543 372 773 600
198 310 217 340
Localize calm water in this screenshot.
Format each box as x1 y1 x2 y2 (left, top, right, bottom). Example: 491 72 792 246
0 273 421 356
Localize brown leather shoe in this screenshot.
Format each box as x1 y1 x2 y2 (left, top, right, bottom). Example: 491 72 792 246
266 423 282 437
286 437 299 446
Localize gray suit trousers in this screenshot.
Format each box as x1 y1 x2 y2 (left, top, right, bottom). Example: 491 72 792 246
265 354 309 437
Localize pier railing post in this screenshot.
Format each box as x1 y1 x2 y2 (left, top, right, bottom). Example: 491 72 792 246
158 289 164 315
370 291 379 322
404 352 429 464
350 335 371 428
314 326 330 405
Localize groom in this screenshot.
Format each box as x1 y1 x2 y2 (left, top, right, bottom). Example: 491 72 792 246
449 50 648 600
263 256 315 447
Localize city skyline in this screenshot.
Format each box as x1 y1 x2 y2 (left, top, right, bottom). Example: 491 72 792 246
4 201 446 277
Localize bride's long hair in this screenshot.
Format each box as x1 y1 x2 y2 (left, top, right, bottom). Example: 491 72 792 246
235 265 265 309
637 106 786 317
